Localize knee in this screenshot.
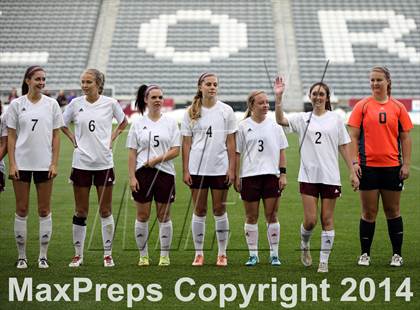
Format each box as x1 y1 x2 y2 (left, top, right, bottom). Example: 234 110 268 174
16 207 29 217
157 212 170 223
384 208 400 219
246 215 258 224
303 218 317 231
38 209 50 217
362 208 377 222
321 216 334 230
99 209 112 218
265 213 278 224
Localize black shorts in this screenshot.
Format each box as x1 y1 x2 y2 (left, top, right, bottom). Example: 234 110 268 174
299 182 341 199
18 170 50 184
132 167 175 203
70 168 115 187
359 166 403 191
190 175 229 190
0 171 5 191
240 174 281 202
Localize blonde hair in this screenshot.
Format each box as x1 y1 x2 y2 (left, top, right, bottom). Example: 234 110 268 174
188 72 217 123
244 90 265 119
83 68 105 94
371 66 392 96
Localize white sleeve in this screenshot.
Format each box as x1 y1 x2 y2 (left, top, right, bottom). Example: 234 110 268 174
180 110 192 136
52 100 65 129
112 100 126 124
6 101 18 129
225 108 238 134
286 113 300 134
338 118 351 145
170 119 181 147
62 101 75 127
236 125 244 154
1 114 8 136
126 122 138 149
277 125 289 149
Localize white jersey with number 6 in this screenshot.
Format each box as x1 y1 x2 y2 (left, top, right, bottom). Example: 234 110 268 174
63 95 125 170
287 111 350 185
126 114 180 176
237 117 288 178
6 95 64 170
181 100 237 175
0 113 8 173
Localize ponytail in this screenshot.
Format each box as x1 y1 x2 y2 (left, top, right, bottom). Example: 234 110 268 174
135 84 161 115
371 66 392 96
188 72 217 124
21 65 44 95
83 68 105 95
244 90 264 119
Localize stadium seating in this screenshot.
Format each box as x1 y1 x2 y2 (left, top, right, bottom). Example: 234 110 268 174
107 0 278 101
292 0 420 99
0 0 101 92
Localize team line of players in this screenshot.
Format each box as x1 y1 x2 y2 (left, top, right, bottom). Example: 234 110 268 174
0 66 413 272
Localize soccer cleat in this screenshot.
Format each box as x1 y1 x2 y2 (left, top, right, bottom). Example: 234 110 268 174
390 254 403 267
138 256 150 266
245 255 259 266
103 255 115 267
158 256 170 266
269 256 281 266
216 255 228 267
357 253 370 266
192 254 204 266
38 257 49 269
301 244 312 267
69 255 83 267
16 258 28 269
317 262 328 273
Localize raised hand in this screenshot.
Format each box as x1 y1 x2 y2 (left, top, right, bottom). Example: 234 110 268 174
274 76 285 97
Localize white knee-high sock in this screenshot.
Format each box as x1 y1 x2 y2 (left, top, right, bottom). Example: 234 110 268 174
135 220 149 257
192 214 206 256
72 216 87 257
215 213 229 256
244 223 258 257
301 223 313 248
267 222 280 257
14 214 27 259
101 215 114 256
159 220 173 257
320 230 335 263
39 213 52 259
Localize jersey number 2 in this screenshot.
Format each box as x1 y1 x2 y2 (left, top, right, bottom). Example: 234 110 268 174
315 132 322 144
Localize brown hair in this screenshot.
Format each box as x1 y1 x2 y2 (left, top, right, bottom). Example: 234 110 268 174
135 84 161 114
371 66 391 96
22 65 45 95
83 68 105 94
187 72 217 123
309 82 332 111
244 90 265 119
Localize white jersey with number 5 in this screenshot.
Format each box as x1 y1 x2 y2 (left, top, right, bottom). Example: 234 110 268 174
63 95 125 170
237 117 288 178
126 114 180 175
287 111 350 185
6 95 64 170
0 113 8 173
181 100 237 175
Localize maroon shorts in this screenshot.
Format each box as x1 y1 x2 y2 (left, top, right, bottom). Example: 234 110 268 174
190 175 229 190
70 168 115 187
18 170 50 184
132 167 175 203
240 174 281 201
0 171 5 191
299 182 341 199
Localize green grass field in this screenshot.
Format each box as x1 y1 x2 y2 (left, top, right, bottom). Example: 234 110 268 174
0 126 419 309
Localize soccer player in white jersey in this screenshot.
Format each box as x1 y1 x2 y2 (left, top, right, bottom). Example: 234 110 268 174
7 66 64 269
62 69 127 268
127 84 180 267
181 72 237 267
235 90 288 266
0 102 8 193
275 77 359 272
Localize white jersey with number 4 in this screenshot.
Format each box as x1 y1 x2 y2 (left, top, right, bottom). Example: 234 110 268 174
63 95 125 170
181 100 237 175
237 117 288 178
126 114 180 176
287 111 350 185
6 95 64 170
0 113 8 173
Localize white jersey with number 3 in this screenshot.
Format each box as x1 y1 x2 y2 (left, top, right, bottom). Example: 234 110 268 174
126 114 180 175
63 95 125 170
287 111 350 185
181 100 237 175
6 95 64 170
237 117 288 178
